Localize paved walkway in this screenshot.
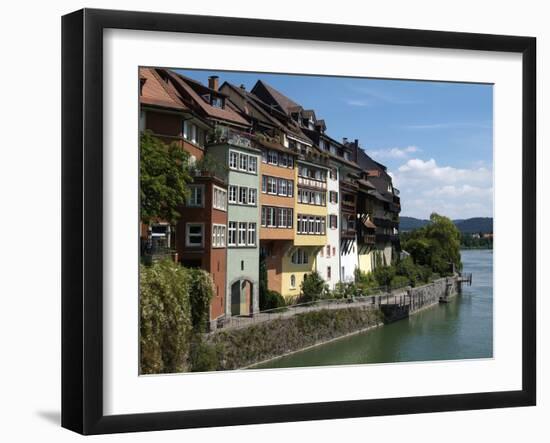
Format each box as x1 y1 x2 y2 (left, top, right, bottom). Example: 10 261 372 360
212 288 410 332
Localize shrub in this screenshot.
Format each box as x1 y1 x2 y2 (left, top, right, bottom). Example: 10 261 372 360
390 275 410 289
332 281 362 299
189 336 219 372
373 265 396 287
300 271 329 302
261 290 286 311
139 260 192 374
187 268 214 333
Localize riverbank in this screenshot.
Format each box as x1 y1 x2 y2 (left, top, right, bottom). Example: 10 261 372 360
255 250 491 369
202 276 461 371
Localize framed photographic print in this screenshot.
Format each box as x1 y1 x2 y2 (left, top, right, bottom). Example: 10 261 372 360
61 8 536 435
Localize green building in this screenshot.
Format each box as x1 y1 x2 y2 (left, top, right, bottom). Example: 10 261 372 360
208 130 261 316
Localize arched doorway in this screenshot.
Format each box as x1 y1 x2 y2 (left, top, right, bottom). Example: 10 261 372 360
230 279 254 316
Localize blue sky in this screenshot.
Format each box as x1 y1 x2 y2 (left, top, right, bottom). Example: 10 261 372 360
176 69 493 220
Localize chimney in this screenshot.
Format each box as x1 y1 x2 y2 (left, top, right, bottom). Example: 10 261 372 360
343 137 348 144
353 139 359 162
240 84 246 91
208 75 219 91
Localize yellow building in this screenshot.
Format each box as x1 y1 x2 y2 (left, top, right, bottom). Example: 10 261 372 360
357 248 375 274
280 159 328 299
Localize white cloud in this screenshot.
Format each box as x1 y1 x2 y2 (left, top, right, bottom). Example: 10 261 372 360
391 158 493 219
369 146 420 160
351 87 421 105
345 98 371 107
402 121 492 130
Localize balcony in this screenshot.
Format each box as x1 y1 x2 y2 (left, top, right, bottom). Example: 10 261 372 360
341 228 356 239
341 199 356 209
190 168 227 184
375 233 391 243
211 126 254 149
297 176 327 190
363 234 376 245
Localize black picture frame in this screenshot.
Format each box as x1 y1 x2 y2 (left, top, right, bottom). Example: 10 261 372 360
61 8 536 435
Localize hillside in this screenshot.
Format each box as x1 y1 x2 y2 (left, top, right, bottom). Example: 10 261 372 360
400 216 493 233
454 217 493 233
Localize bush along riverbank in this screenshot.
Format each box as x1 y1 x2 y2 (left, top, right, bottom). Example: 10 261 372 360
197 307 384 371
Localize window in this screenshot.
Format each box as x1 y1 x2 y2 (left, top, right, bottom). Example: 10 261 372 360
187 185 204 207
228 222 236 246
261 149 267 163
247 223 256 246
261 206 293 228
139 110 146 132
330 214 338 229
248 156 257 173
228 185 237 203
213 186 227 211
332 247 336 256
267 177 277 194
290 275 296 289
277 208 285 227
183 121 203 146
229 151 238 169
238 222 247 246
326 245 331 257
266 207 275 227
330 168 337 180
291 248 309 265
261 176 267 193
327 266 331 279
238 187 248 205
267 150 278 165
211 96 224 108
248 188 257 205
239 153 248 171
278 179 287 196
212 224 226 248
330 191 338 203
298 188 326 206
297 215 326 235
186 223 203 247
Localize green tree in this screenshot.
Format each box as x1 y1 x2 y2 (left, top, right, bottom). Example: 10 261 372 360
140 130 193 224
187 268 215 333
139 260 192 374
402 213 462 276
300 271 329 302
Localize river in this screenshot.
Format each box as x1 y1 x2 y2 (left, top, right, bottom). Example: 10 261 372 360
254 249 493 369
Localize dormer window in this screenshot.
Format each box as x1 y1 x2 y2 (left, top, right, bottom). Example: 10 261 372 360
211 96 224 109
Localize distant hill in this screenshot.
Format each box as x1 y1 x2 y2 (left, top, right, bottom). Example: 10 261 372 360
400 216 493 234
454 217 493 233
400 216 430 231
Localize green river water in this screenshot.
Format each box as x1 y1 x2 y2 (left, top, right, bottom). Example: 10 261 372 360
254 249 493 369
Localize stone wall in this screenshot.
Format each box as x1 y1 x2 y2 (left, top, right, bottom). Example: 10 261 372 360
206 306 383 370
408 276 459 313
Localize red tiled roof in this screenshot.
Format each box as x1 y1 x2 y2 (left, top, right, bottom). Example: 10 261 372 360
139 67 188 111
255 80 301 113
164 70 250 127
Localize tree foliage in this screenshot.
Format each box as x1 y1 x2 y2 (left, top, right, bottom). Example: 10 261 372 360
300 271 329 302
139 260 192 374
187 268 215 333
140 130 193 225
402 212 462 275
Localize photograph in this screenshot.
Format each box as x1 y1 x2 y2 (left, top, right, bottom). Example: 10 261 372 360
138 66 493 374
